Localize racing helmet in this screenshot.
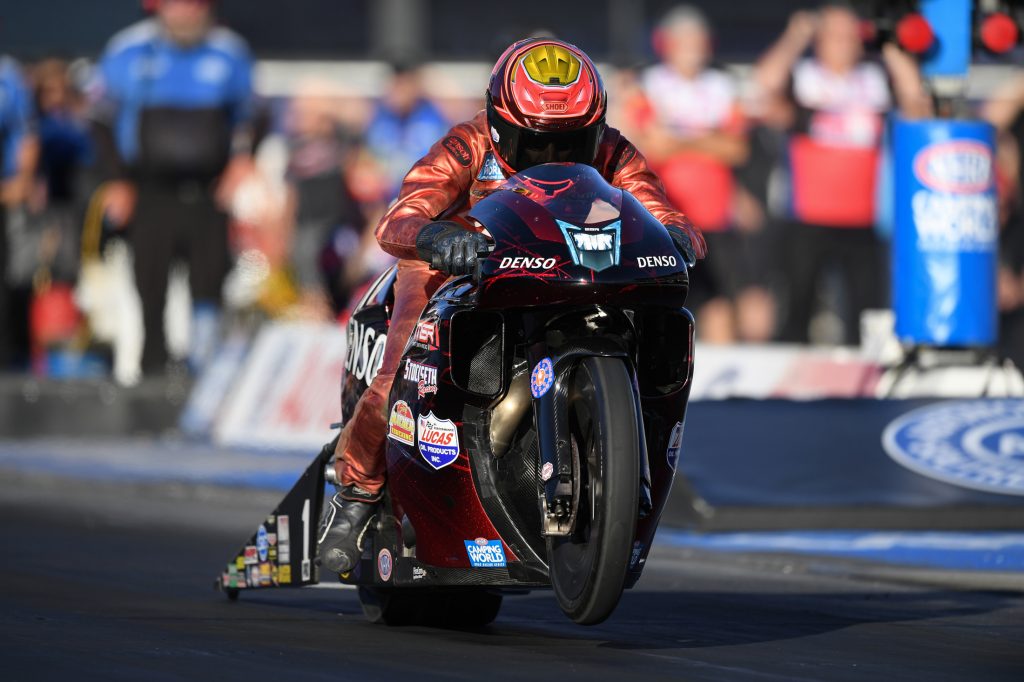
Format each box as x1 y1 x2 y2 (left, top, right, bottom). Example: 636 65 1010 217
486 38 607 173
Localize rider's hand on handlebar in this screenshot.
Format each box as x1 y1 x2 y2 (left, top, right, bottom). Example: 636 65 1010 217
666 225 698 267
415 221 492 276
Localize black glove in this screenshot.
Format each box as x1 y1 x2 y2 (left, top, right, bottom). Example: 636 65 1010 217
666 225 698 267
415 221 491 276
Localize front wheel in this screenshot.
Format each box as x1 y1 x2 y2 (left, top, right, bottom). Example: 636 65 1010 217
546 356 640 625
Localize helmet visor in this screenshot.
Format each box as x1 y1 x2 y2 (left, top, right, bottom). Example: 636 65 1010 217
487 101 605 173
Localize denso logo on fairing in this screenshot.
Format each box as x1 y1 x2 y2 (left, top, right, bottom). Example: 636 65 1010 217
637 255 677 268
913 141 993 194
498 256 557 269
345 320 387 384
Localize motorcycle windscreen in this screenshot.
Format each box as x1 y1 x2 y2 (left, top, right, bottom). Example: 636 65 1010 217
468 163 688 286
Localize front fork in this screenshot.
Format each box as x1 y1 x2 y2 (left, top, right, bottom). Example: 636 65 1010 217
526 342 653 538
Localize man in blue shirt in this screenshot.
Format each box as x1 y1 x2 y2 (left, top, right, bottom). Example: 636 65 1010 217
0 57 38 368
91 0 253 374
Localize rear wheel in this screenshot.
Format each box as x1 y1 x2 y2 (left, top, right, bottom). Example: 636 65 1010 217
358 587 502 627
546 356 639 625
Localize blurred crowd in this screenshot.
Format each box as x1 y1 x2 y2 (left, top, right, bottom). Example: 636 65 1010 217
1 0 1023 383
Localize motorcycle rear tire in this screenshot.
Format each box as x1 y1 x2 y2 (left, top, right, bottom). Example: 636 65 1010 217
546 356 640 625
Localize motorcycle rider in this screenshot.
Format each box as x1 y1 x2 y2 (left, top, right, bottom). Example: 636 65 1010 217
319 38 706 573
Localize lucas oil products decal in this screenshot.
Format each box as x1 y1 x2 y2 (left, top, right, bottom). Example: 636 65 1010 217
417 412 459 470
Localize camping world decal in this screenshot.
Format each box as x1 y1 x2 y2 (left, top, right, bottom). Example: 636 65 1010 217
882 400 1024 496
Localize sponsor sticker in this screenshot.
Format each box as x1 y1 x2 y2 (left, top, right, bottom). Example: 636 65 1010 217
259 562 272 586
278 515 290 564
477 151 505 181
666 421 684 470
243 545 258 565
412 566 427 581
541 461 554 481
235 555 245 571
388 400 416 446
637 255 678 269
882 400 1024 496
278 564 292 584
377 548 393 581
464 538 507 568
442 135 473 167
629 541 645 569
498 256 558 270
414 320 439 351
531 358 555 399
417 412 460 469
404 360 438 398
345 320 388 384
256 525 269 562
248 565 260 587
558 219 622 272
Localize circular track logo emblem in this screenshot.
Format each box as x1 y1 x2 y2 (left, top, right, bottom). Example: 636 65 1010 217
377 548 393 581
530 358 555 399
882 400 1024 496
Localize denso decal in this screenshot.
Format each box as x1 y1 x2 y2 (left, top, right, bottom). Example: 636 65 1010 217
417 411 460 470
388 400 416 446
498 256 557 269
404 360 438 398
345 320 387 384
464 538 507 568
637 255 678 268
882 400 1024 496
913 140 993 194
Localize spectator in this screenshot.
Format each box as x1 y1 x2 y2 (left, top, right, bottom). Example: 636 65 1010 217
0 56 39 368
623 7 748 342
755 3 931 344
364 62 449 201
89 0 254 375
33 59 93 284
983 71 1024 369
284 85 367 316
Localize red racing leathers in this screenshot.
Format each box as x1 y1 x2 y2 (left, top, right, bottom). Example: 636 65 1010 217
334 110 705 495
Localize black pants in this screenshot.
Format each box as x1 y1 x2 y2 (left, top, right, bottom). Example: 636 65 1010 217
129 180 229 372
779 222 883 345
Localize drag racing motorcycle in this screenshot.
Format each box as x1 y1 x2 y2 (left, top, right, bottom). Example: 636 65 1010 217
218 163 695 626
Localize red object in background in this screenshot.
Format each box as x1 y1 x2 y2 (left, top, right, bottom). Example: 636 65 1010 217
896 13 935 54
30 283 81 348
980 12 1020 54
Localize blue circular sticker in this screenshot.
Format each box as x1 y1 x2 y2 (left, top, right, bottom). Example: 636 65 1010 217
882 400 1024 496
530 358 555 399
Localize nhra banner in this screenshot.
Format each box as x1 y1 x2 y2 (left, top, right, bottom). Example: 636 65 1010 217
214 322 346 451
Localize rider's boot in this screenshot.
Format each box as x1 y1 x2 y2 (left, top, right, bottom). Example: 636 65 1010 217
317 484 382 574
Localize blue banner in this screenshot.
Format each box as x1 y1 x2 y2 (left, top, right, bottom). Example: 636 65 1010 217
891 118 998 346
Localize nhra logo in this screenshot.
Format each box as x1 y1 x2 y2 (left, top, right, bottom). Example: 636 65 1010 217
346 320 387 384
882 400 1024 496
464 538 507 568
913 140 993 194
417 411 460 470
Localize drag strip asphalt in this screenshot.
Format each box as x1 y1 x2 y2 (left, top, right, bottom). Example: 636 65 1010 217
2 470 1022 682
